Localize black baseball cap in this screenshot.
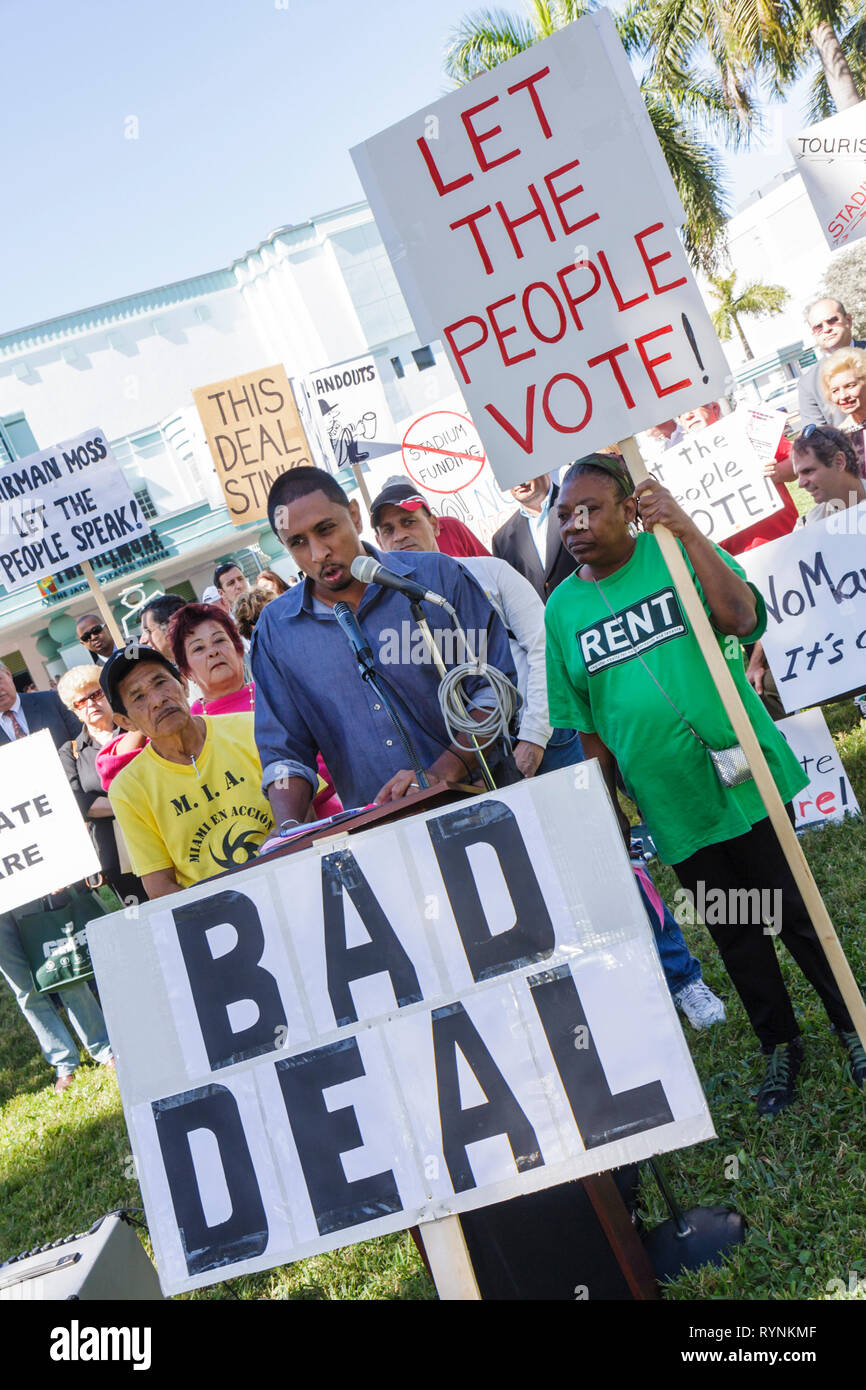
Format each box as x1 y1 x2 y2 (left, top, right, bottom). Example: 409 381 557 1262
369 481 432 528
100 643 183 714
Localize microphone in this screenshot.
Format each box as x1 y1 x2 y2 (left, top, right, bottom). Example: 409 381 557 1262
351 555 453 611
333 601 374 671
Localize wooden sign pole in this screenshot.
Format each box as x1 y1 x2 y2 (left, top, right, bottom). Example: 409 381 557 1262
618 433 866 1052
352 462 373 512
81 560 124 648
420 1215 481 1300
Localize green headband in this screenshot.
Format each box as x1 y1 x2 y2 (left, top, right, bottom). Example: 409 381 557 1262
567 453 635 497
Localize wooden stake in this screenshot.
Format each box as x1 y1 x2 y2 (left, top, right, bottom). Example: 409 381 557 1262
81 560 124 647
618 433 866 1052
420 1215 481 1300
352 462 373 512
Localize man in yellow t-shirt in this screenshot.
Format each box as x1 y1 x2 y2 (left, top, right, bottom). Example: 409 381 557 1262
100 645 273 898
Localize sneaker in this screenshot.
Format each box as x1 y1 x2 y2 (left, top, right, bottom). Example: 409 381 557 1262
836 1029 866 1088
756 1038 803 1117
673 980 726 1029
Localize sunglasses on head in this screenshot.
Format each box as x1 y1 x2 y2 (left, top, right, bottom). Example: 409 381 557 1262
800 423 832 444
80 625 104 642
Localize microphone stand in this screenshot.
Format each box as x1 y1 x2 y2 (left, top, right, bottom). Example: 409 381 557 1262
408 600 496 791
335 608 430 791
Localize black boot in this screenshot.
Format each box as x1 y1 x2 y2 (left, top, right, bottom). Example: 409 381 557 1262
756 1038 803 1117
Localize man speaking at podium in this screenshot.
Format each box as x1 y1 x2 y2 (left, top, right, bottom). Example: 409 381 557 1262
250 467 518 829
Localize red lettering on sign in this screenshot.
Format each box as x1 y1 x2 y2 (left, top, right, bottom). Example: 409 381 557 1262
522 281 568 343
416 137 473 197
495 184 556 260
597 250 649 311
543 159 599 235
587 344 635 408
816 790 836 813
635 224 688 294
556 260 601 331
506 67 555 138
449 206 495 274
461 97 522 171
489 295 536 367
635 326 691 398
443 315 489 385
542 373 592 433
486 386 537 454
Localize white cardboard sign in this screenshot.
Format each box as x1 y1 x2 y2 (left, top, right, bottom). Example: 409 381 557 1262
351 11 729 491
775 709 860 828
300 355 402 474
647 412 783 544
88 766 713 1295
0 731 99 911
790 104 866 251
0 428 145 591
742 501 866 711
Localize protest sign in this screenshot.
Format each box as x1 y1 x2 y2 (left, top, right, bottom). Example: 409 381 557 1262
364 394 518 549
775 708 860 829
0 429 145 593
0 731 98 912
790 104 866 251
742 501 866 711
88 765 713 1296
647 412 784 544
743 407 786 465
192 365 312 523
300 354 401 473
351 11 729 491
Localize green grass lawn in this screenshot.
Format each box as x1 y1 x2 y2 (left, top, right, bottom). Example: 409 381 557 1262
1 700 864 1301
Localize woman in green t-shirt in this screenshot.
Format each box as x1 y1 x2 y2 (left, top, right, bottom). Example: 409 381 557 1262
544 453 865 1118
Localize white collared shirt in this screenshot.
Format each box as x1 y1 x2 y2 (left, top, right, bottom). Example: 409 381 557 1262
0 695 28 740
519 484 554 566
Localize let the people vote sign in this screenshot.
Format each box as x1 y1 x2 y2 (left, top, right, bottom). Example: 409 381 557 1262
351 11 729 491
0 429 145 591
0 731 98 911
647 412 783 544
89 767 712 1295
743 502 866 712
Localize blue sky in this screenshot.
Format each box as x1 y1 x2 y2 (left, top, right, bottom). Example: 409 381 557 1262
2 0 813 333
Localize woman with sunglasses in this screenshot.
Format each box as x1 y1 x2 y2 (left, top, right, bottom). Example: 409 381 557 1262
819 347 866 473
57 666 144 904
545 453 866 1116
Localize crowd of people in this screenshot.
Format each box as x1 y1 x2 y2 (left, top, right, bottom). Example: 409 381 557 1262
1 301 865 1139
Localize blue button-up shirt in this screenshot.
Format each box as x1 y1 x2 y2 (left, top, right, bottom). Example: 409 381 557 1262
250 547 517 807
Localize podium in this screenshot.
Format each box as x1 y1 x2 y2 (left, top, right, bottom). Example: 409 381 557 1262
227 784 659 1301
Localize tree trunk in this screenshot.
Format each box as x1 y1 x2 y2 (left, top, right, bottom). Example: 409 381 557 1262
731 310 753 361
811 22 862 111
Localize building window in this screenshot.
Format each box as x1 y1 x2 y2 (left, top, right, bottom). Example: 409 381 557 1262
0 412 38 463
412 346 435 371
135 487 158 521
390 355 405 379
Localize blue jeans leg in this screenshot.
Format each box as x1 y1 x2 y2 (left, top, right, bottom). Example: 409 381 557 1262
538 727 585 775
0 913 112 1075
635 879 702 998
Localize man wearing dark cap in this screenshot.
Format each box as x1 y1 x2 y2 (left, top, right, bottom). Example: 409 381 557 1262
101 645 273 898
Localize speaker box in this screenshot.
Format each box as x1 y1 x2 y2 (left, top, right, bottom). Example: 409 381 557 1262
0 1213 163 1301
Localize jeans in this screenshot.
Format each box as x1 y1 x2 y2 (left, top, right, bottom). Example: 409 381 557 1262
0 911 112 1076
634 873 701 998
538 727 584 775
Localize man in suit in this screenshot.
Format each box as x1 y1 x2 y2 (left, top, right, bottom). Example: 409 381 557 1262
0 663 115 1093
798 298 866 428
76 613 117 665
492 474 578 601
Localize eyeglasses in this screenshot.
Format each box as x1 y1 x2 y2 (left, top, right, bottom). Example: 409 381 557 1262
73 690 105 710
79 625 104 642
810 315 842 333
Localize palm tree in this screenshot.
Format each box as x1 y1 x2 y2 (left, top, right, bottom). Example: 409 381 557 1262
632 0 862 132
706 272 789 360
443 0 737 271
